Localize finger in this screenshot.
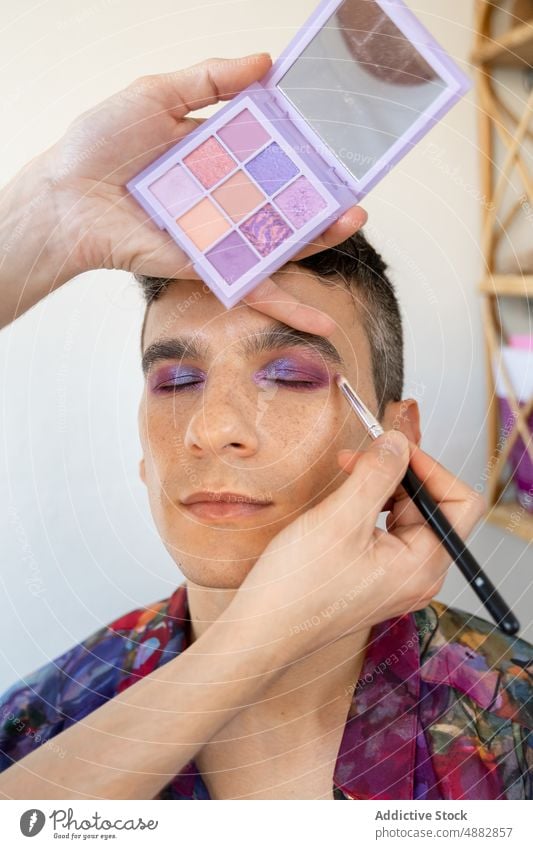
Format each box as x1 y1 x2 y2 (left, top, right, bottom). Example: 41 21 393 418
337 446 404 514
178 115 208 133
141 54 273 119
406 441 482 504
324 430 410 541
386 440 486 536
241 276 337 336
291 206 368 260
337 449 364 471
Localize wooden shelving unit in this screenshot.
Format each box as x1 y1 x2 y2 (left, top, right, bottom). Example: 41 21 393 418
471 0 533 541
472 15 533 66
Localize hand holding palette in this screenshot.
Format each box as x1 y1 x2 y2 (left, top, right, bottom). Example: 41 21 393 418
127 0 471 308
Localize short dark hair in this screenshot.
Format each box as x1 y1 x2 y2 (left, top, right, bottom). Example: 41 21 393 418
134 230 404 420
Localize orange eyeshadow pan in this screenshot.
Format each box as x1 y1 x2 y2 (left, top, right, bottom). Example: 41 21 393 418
212 172 264 222
176 198 230 251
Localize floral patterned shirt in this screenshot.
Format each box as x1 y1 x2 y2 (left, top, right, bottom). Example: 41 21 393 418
0 582 531 799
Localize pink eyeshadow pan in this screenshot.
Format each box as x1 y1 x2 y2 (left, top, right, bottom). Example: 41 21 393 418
212 171 265 222
183 137 235 189
148 164 202 216
217 109 271 161
176 197 230 251
273 175 328 229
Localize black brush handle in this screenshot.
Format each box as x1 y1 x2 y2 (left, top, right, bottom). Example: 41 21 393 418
400 466 520 636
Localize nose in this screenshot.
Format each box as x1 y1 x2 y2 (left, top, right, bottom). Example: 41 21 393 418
183 379 259 459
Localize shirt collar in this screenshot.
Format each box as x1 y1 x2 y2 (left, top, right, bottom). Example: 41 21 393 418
166 582 422 800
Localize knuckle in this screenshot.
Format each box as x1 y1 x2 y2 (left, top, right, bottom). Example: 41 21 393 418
127 73 161 98
202 56 223 67
129 73 150 89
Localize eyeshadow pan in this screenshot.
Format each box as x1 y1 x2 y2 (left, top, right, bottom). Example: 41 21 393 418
148 164 202 216
245 142 299 195
176 197 230 251
240 203 293 257
212 171 265 222
205 231 258 284
217 108 271 161
273 175 328 229
183 137 235 189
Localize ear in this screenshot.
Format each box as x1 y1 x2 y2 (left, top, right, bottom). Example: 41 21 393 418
139 458 146 485
381 398 421 446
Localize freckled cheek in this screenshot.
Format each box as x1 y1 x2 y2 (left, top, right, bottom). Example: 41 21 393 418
311 410 347 453
139 411 184 481
259 391 339 427
263 405 343 466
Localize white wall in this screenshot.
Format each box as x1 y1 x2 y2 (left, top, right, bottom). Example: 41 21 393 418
1 0 531 692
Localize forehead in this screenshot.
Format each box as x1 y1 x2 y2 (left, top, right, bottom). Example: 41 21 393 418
142 264 370 372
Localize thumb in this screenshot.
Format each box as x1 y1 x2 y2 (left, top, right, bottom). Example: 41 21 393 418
332 430 410 539
337 430 409 471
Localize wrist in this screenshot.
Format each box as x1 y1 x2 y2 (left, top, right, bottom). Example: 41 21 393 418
0 147 86 323
215 591 297 679
206 593 292 684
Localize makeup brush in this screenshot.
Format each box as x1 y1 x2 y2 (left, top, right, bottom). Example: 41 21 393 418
334 373 520 636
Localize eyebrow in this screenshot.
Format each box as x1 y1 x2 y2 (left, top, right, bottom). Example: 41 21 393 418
141 320 346 377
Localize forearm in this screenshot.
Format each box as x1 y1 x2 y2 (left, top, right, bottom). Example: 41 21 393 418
0 149 81 331
0 601 285 800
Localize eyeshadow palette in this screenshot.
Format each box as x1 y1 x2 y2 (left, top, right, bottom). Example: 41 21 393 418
131 98 339 295
128 0 471 308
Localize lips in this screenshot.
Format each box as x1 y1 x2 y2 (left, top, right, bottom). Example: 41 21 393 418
181 491 272 506
180 490 273 521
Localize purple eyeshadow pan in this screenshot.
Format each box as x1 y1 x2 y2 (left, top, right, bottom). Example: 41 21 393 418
183 137 236 189
273 175 328 229
148 164 202 216
205 231 258 284
217 108 271 161
245 142 299 194
239 203 293 257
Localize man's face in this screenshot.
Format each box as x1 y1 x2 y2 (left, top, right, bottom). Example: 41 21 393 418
138 263 415 589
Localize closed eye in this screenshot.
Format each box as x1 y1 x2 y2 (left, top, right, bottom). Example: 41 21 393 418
156 377 318 391
270 378 320 388
153 376 203 392
259 367 326 389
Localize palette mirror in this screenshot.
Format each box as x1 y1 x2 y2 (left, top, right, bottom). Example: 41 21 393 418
275 0 449 180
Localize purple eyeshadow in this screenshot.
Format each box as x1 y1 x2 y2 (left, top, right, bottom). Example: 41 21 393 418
148 366 203 394
205 231 258 284
245 142 299 194
255 356 331 387
148 165 202 216
239 203 293 257
217 109 271 161
273 175 328 229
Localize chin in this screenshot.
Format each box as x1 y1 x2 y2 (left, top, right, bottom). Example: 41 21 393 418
178 563 254 590
160 534 261 587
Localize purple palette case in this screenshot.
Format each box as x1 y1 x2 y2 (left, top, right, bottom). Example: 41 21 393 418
127 0 471 308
